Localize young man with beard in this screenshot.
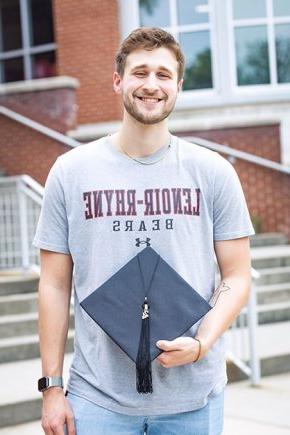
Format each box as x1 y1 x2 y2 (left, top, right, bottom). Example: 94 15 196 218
33 27 254 434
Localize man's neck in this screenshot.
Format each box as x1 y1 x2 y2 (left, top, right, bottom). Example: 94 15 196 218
110 117 171 158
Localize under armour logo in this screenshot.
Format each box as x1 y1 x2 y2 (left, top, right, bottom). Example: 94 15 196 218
135 238 151 247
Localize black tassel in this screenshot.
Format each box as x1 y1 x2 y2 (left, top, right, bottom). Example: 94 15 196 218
136 297 153 393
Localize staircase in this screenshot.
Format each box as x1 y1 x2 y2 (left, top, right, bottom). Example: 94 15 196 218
0 233 290 428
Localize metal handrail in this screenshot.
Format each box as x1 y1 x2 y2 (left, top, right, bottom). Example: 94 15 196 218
183 136 290 175
21 174 44 195
248 269 261 385
0 175 43 270
0 105 80 148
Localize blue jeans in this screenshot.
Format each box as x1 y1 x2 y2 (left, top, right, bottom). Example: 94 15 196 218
65 390 224 434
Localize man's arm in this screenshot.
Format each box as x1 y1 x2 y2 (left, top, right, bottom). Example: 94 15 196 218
38 249 75 434
195 236 252 358
156 236 252 366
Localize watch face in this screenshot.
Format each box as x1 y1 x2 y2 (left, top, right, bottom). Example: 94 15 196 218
38 377 48 391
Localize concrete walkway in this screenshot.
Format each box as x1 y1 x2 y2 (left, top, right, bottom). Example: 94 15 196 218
0 373 289 434
223 373 290 434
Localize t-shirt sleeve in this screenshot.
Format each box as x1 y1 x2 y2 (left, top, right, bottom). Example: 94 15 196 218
213 155 255 241
32 157 70 254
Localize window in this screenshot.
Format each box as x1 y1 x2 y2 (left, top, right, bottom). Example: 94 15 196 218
231 0 290 87
139 0 214 91
0 0 56 83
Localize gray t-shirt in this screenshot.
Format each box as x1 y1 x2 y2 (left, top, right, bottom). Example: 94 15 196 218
33 134 255 415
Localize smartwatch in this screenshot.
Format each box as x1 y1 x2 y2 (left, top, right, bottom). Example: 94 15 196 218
38 376 63 392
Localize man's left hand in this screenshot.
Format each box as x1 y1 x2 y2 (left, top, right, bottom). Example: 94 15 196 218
156 337 201 368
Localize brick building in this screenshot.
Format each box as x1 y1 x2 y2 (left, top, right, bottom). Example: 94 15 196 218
0 0 290 236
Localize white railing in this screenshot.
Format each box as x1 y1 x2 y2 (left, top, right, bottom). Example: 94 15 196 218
0 175 43 272
225 269 261 386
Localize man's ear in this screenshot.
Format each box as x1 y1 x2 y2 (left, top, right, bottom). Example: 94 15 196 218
177 78 184 93
113 71 122 94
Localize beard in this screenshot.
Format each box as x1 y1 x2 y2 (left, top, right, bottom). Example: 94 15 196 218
123 93 177 125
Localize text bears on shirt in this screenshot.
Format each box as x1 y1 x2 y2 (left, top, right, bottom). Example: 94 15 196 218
82 187 201 219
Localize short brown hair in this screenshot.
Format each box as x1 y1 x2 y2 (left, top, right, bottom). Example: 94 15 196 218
115 27 185 82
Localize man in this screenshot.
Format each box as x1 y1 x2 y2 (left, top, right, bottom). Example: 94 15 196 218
33 27 254 434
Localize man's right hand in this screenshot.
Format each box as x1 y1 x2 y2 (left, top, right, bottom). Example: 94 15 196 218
41 388 75 435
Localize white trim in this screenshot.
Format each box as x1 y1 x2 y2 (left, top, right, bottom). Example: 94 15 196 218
170 0 177 31
118 0 139 39
267 0 277 84
0 49 27 60
170 103 287 134
209 0 218 92
0 75 79 95
215 0 231 97
0 105 80 148
166 23 211 32
68 120 122 141
271 16 290 23
280 116 290 166
20 0 32 80
226 0 236 88
0 43 57 60
232 16 290 25
233 18 269 26
175 84 290 110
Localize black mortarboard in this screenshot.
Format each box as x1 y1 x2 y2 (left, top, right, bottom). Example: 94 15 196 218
80 246 212 394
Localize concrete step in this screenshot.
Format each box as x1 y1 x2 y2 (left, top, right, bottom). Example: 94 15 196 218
238 300 290 325
0 269 39 296
256 266 290 285
0 293 37 316
257 283 290 305
0 353 73 428
0 311 75 339
250 233 288 248
257 301 290 324
251 245 290 269
0 331 74 364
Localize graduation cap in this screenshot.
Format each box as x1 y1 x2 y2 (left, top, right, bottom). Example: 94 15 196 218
80 246 212 394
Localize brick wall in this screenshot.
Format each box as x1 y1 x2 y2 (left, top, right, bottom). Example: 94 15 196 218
53 0 122 125
0 87 77 133
1 116 289 238
0 116 70 185
179 125 290 237
185 125 281 162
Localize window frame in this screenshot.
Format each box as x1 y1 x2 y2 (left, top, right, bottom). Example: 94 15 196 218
228 0 290 91
119 0 290 109
0 0 57 83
